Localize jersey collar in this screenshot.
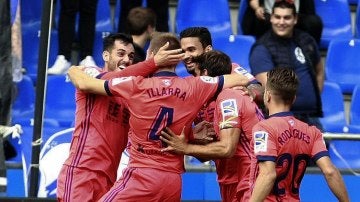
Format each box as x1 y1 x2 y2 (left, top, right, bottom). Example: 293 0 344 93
153 71 178 77
269 111 293 118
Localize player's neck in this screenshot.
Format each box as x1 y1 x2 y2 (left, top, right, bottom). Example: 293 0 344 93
267 104 291 116
155 66 176 73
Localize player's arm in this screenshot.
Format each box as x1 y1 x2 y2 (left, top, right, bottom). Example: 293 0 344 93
222 73 252 89
160 127 240 159
103 42 184 79
249 160 277 202
67 66 107 95
316 156 349 202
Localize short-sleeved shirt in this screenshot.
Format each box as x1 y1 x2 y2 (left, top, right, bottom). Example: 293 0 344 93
105 71 224 174
63 59 157 183
250 112 328 201
250 43 320 114
214 88 264 184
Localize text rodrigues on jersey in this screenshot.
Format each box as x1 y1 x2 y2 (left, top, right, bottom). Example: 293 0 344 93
278 128 310 145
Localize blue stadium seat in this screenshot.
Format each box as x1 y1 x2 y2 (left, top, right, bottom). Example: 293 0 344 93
212 34 255 72
325 39 360 94
45 75 76 127
320 82 348 133
96 0 114 32
237 0 248 35
350 85 360 128
314 0 353 49
21 0 42 31
175 0 232 37
356 0 360 38
328 140 360 169
12 75 35 120
176 62 192 78
348 0 358 5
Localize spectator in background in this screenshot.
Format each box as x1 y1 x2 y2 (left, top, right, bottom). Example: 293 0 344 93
250 1 324 130
242 0 323 44
125 7 156 64
48 0 99 75
118 0 169 33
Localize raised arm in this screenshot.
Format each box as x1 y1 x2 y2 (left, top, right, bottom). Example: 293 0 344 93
222 72 253 89
67 66 107 95
102 42 184 79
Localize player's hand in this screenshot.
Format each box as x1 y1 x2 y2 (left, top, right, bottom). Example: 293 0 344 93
154 42 185 67
192 121 216 143
160 127 188 154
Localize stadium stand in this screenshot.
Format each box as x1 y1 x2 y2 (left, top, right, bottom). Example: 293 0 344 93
325 39 360 94
212 34 255 72
175 0 232 37
314 0 353 49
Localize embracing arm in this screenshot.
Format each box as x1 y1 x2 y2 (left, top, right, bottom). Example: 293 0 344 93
160 127 240 160
67 66 107 95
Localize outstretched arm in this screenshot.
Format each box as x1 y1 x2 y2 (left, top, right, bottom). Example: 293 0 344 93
316 156 349 202
160 127 240 159
67 66 107 95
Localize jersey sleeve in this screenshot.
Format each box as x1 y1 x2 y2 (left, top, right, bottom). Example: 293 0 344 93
190 75 224 102
100 59 156 79
104 76 137 100
252 122 277 162
215 90 241 130
311 127 329 162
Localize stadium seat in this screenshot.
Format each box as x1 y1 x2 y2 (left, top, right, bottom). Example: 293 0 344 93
21 0 42 31
212 34 255 72
12 75 35 120
176 62 192 78
314 0 353 49
350 85 360 128
328 140 360 169
356 0 360 38
175 0 232 37
45 75 76 127
325 39 360 94
96 0 114 32
319 82 348 133
237 0 248 35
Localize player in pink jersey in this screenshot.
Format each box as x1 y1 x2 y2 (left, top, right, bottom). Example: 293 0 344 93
249 67 349 202
178 27 264 202
160 50 264 202
67 32 251 201
56 33 184 202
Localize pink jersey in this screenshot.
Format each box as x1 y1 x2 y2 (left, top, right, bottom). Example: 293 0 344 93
214 88 264 202
106 71 224 174
59 59 157 201
250 112 328 201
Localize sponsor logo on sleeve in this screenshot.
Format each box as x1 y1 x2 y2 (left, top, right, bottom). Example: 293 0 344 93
233 66 255 80
219 99 238 128
254 131 268 153
200 76 218 84
111 77 132 86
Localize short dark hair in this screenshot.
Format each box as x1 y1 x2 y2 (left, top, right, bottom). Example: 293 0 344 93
148 32 180 54
126 7 156 35
103 33 134 52
195 50 232 77
272 1 297 16
267 67 298 104
179 27 212 48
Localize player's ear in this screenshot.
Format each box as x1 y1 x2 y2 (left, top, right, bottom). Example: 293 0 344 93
103 51 109 62
204 45 212 52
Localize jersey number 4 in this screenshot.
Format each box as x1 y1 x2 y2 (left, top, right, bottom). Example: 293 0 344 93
148 107 174 146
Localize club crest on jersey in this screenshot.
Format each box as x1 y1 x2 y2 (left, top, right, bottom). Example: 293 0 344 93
200 76 218 84
84 67 100 78
112 77 132 86
219 99 238 128
162 79 171 86
254 131 268 153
